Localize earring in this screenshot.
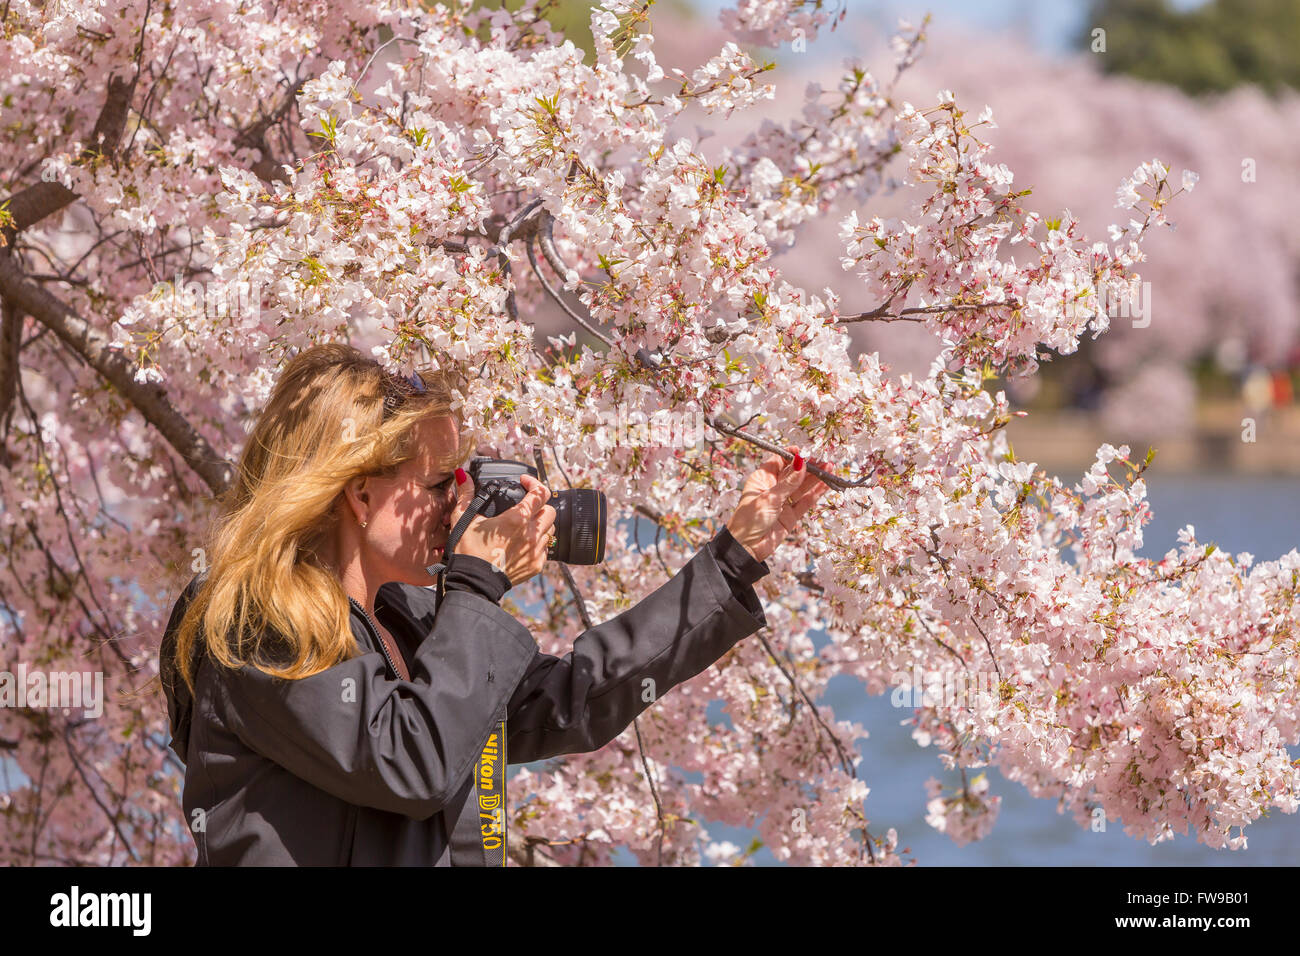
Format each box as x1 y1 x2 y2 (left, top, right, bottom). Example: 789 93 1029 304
361 521 367 528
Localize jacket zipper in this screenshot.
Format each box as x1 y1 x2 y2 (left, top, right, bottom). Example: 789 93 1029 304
349 597 401 679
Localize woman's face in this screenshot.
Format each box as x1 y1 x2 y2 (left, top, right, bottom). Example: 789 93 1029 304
346 414 463 588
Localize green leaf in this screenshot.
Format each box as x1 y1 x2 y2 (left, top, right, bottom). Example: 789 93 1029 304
307 115 337 144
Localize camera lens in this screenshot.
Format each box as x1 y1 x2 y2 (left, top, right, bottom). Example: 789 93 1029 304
465 457 606 565
550 489 606 565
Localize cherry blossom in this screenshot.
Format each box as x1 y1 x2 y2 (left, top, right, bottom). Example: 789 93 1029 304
0 0 1295 868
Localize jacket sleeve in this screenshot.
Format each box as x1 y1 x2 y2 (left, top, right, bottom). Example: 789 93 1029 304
442 552 514 605
213 589 539 821
506 525 770 763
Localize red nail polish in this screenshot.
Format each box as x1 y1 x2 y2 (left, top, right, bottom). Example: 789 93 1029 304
793 454 804 471
455 467 467 485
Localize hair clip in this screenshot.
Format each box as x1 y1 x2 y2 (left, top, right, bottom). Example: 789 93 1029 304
381 370 427 418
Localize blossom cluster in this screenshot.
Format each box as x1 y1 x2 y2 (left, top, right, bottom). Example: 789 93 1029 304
0 0 1294 868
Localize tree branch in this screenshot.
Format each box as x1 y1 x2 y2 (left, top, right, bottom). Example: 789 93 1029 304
754 629 856 778
490 197 545 322
506 828 562 866
632 716 667 866
534 211 614 347
527 233 613 348
704 413 867 491
233 81 303 185
0 298 21 460
62 722 139 864
0 256 233 494
836 299 1021 325
1 73 135 244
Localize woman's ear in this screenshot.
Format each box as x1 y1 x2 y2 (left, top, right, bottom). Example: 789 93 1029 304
342 474 371 527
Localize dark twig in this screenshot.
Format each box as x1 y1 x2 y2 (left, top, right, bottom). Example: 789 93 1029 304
704 414 867 491
632 717 667 866
527 234 613 348
533 211 614 347
62 723 140 864
490 198 545 321
0 298 21 455
552 485 666 868
754 630 856 779
836 299 1021 325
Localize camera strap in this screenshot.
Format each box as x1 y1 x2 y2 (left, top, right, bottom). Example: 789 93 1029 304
444 717 507 867
425 489 494 605
426 486 508 867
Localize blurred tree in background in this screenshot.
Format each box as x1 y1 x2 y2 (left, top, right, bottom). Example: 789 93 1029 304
1080 0 1300 95
462 0 696 61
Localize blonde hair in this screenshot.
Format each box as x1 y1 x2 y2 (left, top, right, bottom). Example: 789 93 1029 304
169 343 475 694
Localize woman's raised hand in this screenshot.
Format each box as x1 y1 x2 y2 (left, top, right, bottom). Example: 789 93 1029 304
725 450 829 564
450 472 557 586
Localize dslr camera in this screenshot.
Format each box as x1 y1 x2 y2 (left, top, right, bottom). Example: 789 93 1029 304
466 456 607 564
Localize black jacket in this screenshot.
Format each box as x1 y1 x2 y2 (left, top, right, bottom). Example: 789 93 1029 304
159 525 769 865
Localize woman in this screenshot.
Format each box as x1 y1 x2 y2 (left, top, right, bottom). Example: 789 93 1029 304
160 343 829 865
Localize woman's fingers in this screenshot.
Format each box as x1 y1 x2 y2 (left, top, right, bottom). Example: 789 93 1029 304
530 506 557 558
773 459 830 533
526 506 555 578
787 481 828 521
791 473 829 509
511 477 556 571
518 478 556 535
768 454 812 508
788 459 830 499
450 473 475 527
758 452 786 480
726 449 832 562
524 474 551 498
515 475 551 522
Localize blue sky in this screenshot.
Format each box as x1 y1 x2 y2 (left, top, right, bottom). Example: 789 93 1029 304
690 0 1213 54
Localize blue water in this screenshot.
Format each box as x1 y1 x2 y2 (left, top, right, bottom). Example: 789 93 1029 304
605 474 1300 865
5 477 1294 865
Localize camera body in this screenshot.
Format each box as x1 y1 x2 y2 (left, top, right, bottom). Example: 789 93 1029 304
466 456 607 565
